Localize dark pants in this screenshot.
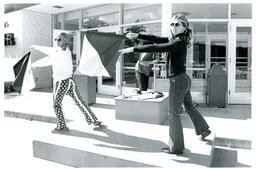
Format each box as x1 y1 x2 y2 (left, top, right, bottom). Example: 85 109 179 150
168 73 209 152
135 71 149 91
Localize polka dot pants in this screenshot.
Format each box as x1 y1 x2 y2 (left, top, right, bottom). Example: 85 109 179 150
53 77 98 129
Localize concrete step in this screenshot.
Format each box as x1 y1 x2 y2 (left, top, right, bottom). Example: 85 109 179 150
207 116 254 167
32 117 215 168
4 91 215 168
210 136 253 167
4 107 216 167
0 117 74 169
4 110 71 123
33 140 157 167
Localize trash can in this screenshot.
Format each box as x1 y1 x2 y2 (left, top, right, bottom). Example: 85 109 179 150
73 74 96 105
207 64 227 108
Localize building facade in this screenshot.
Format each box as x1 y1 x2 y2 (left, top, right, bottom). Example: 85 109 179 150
4 3 253 104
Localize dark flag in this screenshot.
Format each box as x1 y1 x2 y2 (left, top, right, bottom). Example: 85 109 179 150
75 32 126 77
12 52 35 93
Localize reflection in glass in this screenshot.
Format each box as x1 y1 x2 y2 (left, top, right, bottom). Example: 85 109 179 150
208 23 227 33
192 41 206 79
82 4 119 29
208 23 227 70
235 27 251 92
231 4 252 19
210 41 226 68
124 4 161 24
189 22 228 92
64 11 80 30
172 4 228 19
54 14 62 29
190 23 206 80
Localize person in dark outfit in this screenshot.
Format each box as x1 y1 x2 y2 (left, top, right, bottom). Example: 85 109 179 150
135 52 157 93
120 13 211 154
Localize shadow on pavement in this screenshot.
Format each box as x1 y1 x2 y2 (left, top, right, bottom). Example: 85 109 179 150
172 149 211 167
54 127 168 152
52 127 218 167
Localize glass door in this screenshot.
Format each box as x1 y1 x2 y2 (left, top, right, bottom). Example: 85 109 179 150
188 22 228 103
209 40 227 69
229 22 251 104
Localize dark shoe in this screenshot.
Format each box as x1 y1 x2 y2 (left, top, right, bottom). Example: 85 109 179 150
136 90 142 94
93 121 102 127
161 147 183 154
200 129 211 141
93 124 107 131
52 127 69 133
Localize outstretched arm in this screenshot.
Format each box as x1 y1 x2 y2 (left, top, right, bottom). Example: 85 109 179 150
134 37 185 53
126 32 169 43
119 47 135 54
30 45 55 56
30 45 53 67
138 34 169 44
119 38 183 54
31 57 52 68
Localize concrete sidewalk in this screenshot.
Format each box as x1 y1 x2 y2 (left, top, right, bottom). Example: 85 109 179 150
2 91 254 168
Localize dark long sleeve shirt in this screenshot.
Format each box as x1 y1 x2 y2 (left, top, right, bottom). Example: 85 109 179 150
134 33 188 77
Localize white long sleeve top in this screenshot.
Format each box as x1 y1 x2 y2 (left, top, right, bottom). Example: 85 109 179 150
31 45 73 83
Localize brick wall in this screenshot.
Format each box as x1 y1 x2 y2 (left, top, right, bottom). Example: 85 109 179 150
23 10 53 89
4 10 53 89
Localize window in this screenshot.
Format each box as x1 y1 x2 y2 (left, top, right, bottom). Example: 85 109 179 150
82 4 119 29
235 27 251 92
231 4 252 19
123 4 161 24
54 14 62 29
190 23 206 80
188 22 228 92
208 23 228 68
64 11 80 30
172 4 228 19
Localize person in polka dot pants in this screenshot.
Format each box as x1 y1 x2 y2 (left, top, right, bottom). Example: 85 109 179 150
30 32 102 132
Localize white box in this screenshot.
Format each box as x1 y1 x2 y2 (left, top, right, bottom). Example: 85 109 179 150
115 92 169 124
